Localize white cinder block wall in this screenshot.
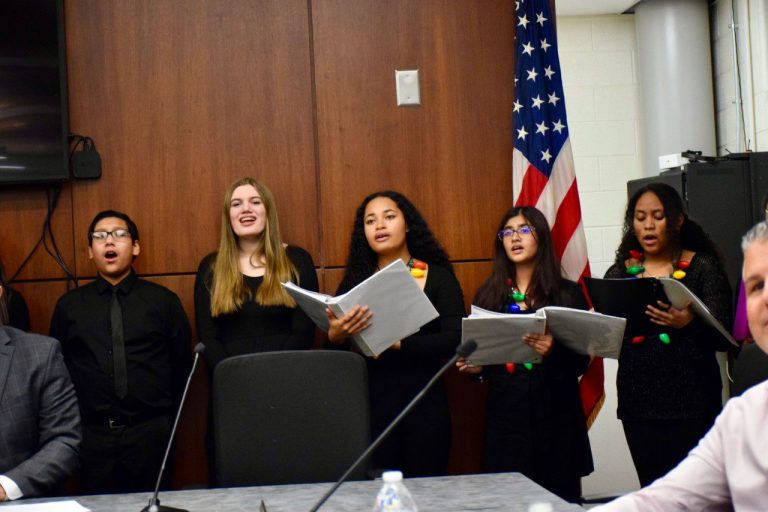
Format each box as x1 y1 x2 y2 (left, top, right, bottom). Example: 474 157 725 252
559 2 768 498
556 14 643 497
711 0 768 153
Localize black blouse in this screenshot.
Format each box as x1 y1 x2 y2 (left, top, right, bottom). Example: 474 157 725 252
481 279 594 482
6 287 30 331
604 252 733 421
333 264 464 417
194 245 319 371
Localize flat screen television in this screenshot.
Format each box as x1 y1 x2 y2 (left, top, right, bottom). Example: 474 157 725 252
0 0 69 185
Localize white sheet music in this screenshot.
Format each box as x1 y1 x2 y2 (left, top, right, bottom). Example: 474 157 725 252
282 259 439 357
462 304 626 364
462 306 543 365
0 501 90 512
660 278 738 347
540 306 626 359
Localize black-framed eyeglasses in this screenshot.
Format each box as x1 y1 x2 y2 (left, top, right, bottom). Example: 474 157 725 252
91 229 131 242
498 225 535 240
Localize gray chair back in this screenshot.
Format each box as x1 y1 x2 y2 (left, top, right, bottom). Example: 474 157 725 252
732 342 768 396
212 350 370 487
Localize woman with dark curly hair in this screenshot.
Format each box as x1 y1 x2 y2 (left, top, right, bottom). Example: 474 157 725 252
327 191 464 477
605 183 732 487
457 206 593 503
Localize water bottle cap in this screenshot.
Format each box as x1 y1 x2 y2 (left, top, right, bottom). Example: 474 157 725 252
382 470 404 483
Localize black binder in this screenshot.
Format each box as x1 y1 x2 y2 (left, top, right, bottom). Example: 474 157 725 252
583 277 670 337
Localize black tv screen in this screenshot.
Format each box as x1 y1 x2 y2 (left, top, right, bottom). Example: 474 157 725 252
0 0 69 185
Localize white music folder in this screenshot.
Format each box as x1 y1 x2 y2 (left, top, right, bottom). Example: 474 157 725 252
282 259 438 357
461 306 544 365
660 278 738 347
462 304 626 364
540 306 626 359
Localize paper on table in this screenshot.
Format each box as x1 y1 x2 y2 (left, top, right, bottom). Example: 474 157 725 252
282 259 439 357
0 501 90 512
660 278 738 347
461 305 543 365
539 306 626 359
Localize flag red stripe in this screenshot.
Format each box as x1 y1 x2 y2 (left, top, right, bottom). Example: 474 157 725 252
511 0 604 427
550 181 582 260
575 261 604 425
514 165 548 207
581 358 605 424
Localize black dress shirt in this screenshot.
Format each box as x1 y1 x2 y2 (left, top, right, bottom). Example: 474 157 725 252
50 272 192 419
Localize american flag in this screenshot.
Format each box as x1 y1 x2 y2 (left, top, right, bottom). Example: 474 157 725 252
511 0 604 426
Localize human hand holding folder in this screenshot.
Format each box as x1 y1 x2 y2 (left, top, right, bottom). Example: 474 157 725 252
282 259 439 357
646 299 694 329
522 331 554 356
326 304 372 344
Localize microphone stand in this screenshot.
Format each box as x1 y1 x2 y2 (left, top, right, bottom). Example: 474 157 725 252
141 343 205 512
307 340 477 512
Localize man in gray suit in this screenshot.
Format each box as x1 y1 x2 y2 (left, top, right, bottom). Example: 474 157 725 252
0 286 81 500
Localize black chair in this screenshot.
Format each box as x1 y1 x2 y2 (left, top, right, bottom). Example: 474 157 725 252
211 350 370 487
732 342 768 397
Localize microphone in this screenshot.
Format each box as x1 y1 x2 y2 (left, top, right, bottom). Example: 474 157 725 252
141 342 205 512
307 339 478 512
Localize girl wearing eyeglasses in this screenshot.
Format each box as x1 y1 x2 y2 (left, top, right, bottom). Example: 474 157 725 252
327 190 464 478
457 206 593 503
604 183 732 487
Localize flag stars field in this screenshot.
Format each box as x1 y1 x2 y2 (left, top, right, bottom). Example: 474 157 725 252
511 0 604 425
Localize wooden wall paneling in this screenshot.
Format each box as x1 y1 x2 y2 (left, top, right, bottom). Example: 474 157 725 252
312 0 515 267
321 266 344 295
446 260 493 474
0 184 75 281
64 0 319 277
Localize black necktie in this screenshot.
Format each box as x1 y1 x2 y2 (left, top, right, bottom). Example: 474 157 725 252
111 288 128 399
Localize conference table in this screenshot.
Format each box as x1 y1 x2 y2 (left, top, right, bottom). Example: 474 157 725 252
3 473 585 511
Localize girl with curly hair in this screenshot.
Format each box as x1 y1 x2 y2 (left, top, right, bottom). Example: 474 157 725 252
327 191 464 477
605 183 732 487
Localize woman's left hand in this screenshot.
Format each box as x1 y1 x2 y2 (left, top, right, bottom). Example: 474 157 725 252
646 300 694 329
523 332 554 356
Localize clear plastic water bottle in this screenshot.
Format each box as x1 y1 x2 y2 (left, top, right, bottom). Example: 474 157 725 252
373 470 418 512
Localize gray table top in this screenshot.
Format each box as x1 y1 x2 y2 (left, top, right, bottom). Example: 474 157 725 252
4 473 584 511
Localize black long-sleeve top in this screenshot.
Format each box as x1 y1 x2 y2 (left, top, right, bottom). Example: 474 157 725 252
481 278 594 482
49 272 192 419
604 252 733 421
336 264 465 428
194 245 318 371
7 287 30 331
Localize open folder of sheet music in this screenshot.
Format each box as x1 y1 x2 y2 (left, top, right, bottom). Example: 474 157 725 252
462 305 626 365
584 277 738 347
282 259 438 357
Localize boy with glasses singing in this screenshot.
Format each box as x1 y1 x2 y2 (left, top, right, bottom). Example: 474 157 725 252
50 210 192 494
